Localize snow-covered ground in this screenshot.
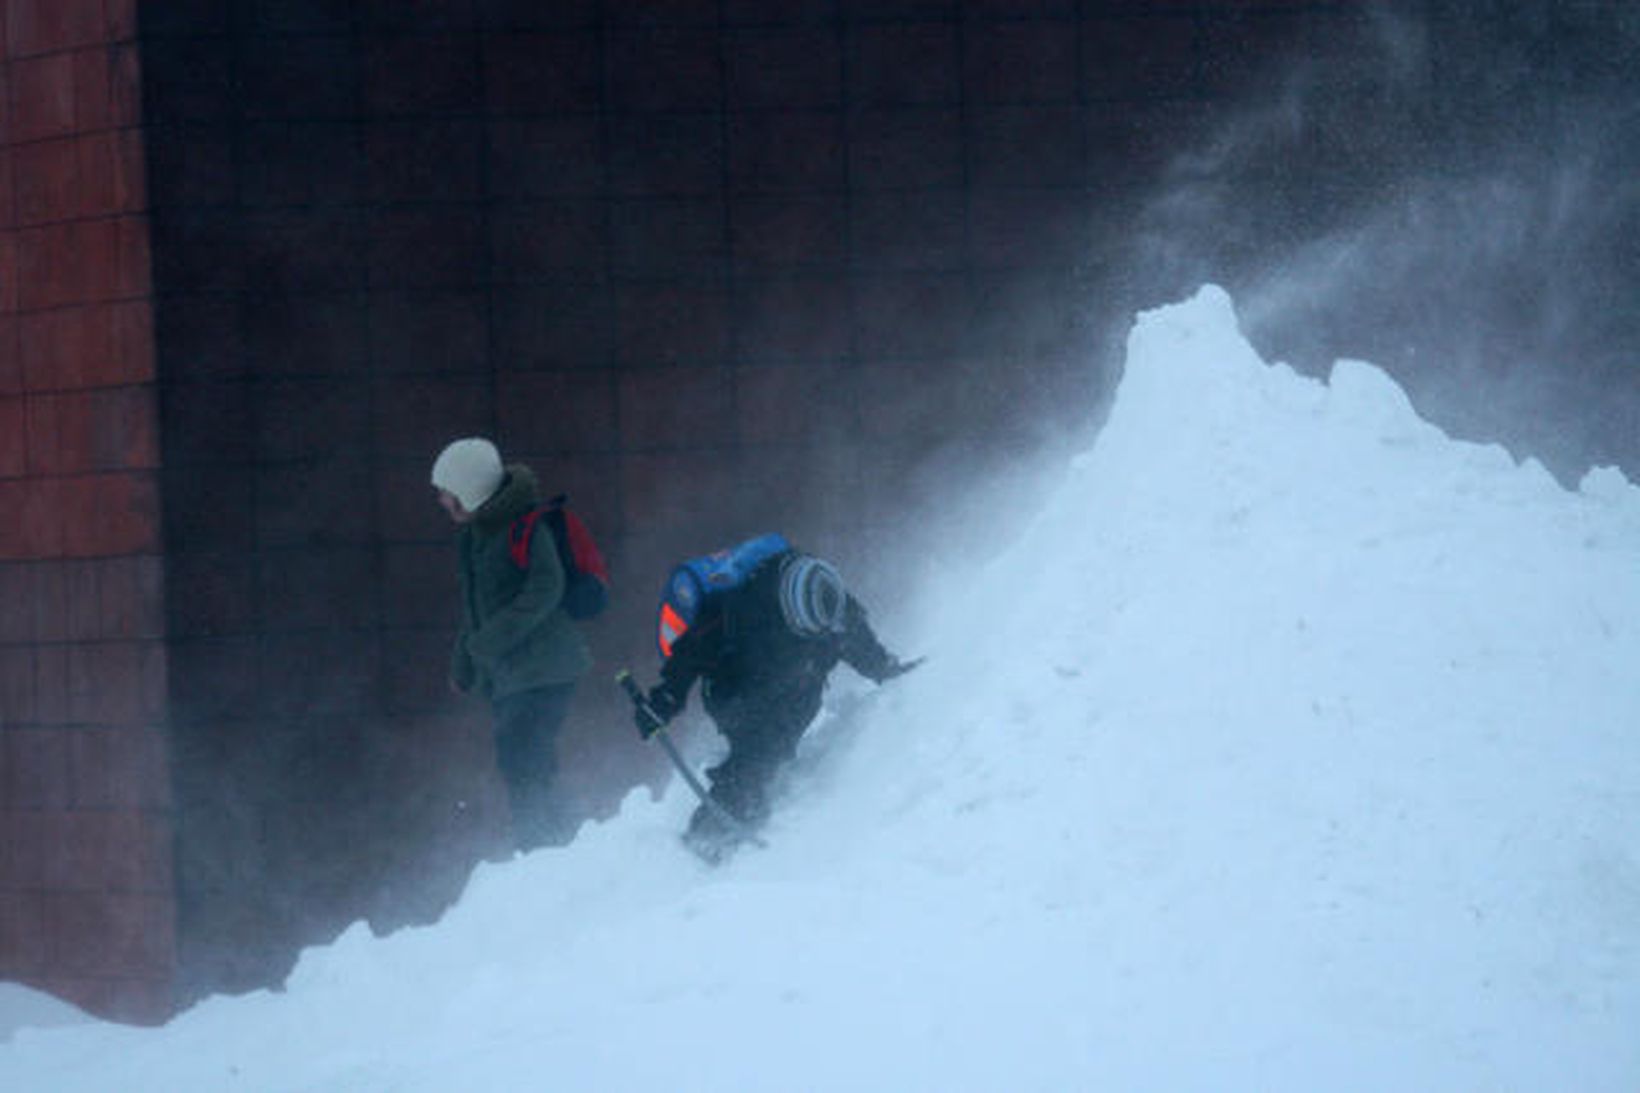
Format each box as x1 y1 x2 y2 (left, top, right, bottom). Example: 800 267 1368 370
4 286 1636 1091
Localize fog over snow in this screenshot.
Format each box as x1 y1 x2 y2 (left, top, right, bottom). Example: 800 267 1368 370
4 286 1637 1091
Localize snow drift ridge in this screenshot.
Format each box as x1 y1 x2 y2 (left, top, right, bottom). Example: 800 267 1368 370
5 285 1638 1092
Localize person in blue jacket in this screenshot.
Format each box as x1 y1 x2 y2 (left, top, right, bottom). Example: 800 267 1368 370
634 543 919 861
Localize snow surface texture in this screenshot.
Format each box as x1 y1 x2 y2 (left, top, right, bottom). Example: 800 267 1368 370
4 286 1637 1091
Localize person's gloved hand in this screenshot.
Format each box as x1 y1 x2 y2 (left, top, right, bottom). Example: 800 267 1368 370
634 685 681 739
877 655 925 682
648 685 681 720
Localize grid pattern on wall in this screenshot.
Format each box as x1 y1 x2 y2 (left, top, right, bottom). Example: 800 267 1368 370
135 0 1329 1007
2 0 1356 1019
0 0 174 1025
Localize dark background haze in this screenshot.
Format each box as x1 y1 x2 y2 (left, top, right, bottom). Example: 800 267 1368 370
1129 1 1638 483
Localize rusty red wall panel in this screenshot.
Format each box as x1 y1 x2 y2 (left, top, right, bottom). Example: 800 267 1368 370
0 0 171 1026
8 53 78 141
7 0 110 58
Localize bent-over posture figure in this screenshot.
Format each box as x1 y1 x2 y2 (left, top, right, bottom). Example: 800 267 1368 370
635 541 918 861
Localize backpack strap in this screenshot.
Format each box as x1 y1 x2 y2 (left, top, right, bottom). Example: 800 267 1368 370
509 496 611 619
507 505 551 570
550 494 609 584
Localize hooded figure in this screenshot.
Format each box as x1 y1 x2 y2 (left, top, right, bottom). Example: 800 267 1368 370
433 437 592 850
635 542 919 863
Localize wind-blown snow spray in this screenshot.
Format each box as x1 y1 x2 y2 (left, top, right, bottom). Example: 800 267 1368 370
5 287 1637 1092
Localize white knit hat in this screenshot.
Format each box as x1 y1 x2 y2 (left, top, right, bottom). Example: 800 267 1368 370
431 438 504 512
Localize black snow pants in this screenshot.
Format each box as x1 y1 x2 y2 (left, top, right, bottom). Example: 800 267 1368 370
491 682 575 851
687 681 822 848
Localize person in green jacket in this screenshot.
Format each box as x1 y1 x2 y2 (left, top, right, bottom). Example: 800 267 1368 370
431 437 593 851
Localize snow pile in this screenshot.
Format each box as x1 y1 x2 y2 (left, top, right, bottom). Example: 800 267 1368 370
4 286 1637 1091
0 987 88 1044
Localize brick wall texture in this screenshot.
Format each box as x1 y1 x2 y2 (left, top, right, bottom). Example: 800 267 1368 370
0 0 1392 1025
20 0 1628 1026
144 0 1336 1013
0 0 174 1025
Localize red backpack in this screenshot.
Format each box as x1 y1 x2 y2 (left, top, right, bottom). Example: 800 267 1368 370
508 494 610 620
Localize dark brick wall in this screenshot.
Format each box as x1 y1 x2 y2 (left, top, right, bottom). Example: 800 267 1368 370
135 0 1399 1010
137 0 1285 1006
0 0 175 1025
6 0 1630 1023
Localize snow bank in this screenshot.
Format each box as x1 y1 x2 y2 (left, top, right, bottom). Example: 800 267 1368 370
5 286 1637 1092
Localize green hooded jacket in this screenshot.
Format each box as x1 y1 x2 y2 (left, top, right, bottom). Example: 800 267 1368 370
449 464 593 700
